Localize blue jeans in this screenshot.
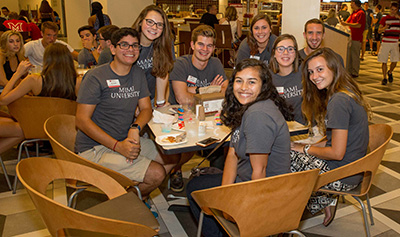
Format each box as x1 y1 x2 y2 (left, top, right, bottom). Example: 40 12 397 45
186 173 226 237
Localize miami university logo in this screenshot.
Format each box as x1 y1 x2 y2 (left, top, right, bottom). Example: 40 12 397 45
6 22 23 31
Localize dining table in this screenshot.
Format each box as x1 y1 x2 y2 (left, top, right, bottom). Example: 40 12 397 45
148 105 309 155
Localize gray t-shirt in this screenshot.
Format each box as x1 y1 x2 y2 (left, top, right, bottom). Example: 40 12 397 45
271 70 305 125
168 55 227 105
97 47 113 65
75 64 150 153
299 47 344 66
235 34 277 66
136 43 175 100
324 92 369 185
78 48 97 68
230 100 291 182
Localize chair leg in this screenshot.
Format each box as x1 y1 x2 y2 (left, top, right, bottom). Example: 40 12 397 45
68 188 86 208
365 194 375 225
133 185 142 200
0 156 12 190
352 196 371 237
197 211 204 237
286 230 306 237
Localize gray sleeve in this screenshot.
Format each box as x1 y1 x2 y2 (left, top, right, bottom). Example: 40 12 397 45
78 50 87 66
169 58 187 83
77 72 102 105
243 110 276 154
235 39 250 65
326 93 351 130
97 50 113 65
213 58 227 81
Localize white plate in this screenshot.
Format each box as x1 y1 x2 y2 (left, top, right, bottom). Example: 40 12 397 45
172 122 185 131
156 134 187 146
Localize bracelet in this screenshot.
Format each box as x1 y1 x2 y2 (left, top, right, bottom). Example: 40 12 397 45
303 144 311 156
112 141 119 152
156 100 166 107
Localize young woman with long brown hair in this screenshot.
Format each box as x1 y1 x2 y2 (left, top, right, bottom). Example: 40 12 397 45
291 47 371 227
132 5 174 107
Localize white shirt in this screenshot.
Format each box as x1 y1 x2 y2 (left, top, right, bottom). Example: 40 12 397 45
24 39 74 66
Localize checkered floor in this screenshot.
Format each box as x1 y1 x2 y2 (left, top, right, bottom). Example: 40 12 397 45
1 52 400 236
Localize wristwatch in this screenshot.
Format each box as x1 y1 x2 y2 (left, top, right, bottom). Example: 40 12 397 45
303 144 311 156
130 123 141 132
195 87 200 94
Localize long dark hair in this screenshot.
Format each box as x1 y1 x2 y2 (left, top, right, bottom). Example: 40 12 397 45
248 14 272 56
132 5 174 78
39 0 53 14
41 43 77 100
91 2 105 28
221 59 293 129
301 48 371 132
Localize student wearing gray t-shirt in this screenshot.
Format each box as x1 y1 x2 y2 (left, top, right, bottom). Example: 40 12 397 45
187 59 293 237
75 28 178 200
269 34 305 125
291 48 370 227
235 14 277 66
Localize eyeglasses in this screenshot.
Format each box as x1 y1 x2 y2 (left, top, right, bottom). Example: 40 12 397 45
145 19 164 29
275 46 296 54
117 42 141 50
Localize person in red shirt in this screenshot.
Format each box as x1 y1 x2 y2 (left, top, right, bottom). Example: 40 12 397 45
3 12 30 33
340 0 365 78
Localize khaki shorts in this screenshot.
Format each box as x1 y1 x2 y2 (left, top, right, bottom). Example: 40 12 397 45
378 42 400 63
79 137 159 182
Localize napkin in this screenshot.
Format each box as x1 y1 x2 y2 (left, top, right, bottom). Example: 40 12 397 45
152 110 176 124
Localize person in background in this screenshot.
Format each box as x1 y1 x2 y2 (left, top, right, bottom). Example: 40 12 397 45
1 7 10 20
219 6 242 66
39 0 55 24
132 5 175 107
97 25 119 65
377 3 400 85
187 58 293 237
3 12 30 34
269 34 304 124
0 31 28 87
325 8 339 27
75 28 178 200
338 4 350 22
372 4 383 56
21 17 41 40
77 25 99 68
291 48 370 227
19 10 30 23
361 2 373 61
53 11 60 30
299 18 344 65
0 43 81 157
340 0 365 78
236 14 277 66
200 4 219 28
24 21 78 66
88 2 111 31
168 25 227 192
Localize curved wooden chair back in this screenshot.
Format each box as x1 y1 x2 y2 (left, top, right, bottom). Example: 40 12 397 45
8 96 77 139
191 169 320 237
44 114 139 190
17 157 157 237
314 124 393 195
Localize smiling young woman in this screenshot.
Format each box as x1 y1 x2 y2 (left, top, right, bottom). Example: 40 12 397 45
269 34 304 124
236 14 277 66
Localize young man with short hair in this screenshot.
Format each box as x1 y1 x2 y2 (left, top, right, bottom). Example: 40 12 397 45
299 18 344 65
1 7 10 20
97 25 119 65
75 28 178 199
77 25 99 68
24 21 78 66
378 3 400 85
167 25 228 192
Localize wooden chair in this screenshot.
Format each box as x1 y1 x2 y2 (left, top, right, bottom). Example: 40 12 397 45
17 157 159 236
0 111 16 190
44 114 142 207
313 124 393 237
191 169 320 237
7 96 77 193
214 24 233 67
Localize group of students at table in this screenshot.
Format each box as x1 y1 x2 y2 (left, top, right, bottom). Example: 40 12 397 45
0 4 371 236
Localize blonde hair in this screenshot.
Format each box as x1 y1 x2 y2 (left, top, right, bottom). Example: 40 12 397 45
0 30 25 61
224 6 238 22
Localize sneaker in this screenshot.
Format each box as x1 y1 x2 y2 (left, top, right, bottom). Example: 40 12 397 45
388 72 393 83
382 78 388 85
170 171 184 192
